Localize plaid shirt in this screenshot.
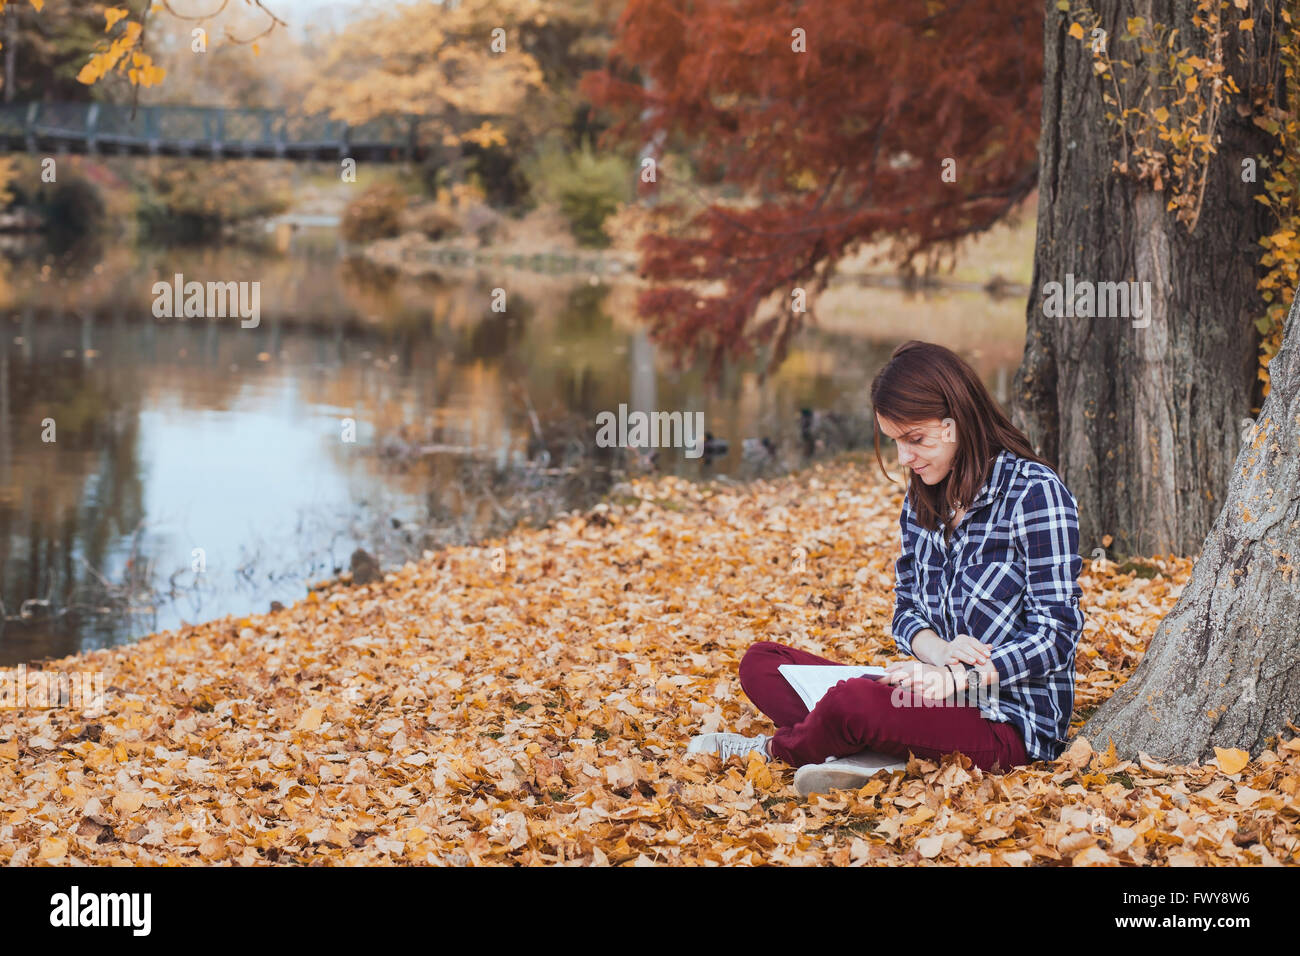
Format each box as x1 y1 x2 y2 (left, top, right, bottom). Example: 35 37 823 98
889 448 1085 762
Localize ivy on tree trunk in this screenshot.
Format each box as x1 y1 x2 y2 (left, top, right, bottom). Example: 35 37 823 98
1013 0 1282 557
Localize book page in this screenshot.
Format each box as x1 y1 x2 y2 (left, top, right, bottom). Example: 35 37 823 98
778 664 886 711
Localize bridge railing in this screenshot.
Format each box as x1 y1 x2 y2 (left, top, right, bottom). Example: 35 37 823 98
0 101 445 161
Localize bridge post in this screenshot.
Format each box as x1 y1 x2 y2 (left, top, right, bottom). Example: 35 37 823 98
266 111 287 159
86 104 100 155
210 109 226 159
145 107 160 155
276 110 287 159
23 102 37 153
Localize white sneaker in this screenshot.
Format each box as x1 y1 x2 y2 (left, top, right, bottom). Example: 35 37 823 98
686 732 773 761
793 750 908 797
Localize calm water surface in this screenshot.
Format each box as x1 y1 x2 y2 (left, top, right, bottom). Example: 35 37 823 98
0 230 1027 664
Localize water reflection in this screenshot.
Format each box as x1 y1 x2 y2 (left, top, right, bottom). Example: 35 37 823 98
0 234 1026 665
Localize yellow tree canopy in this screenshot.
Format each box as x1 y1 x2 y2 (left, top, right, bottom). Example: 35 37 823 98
301 0 554 148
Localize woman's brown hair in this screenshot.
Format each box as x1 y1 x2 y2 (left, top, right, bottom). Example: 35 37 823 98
869 340 1054 535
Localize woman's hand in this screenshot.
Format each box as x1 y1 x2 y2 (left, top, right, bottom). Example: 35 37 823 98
882 660 954 702
930 634 992 668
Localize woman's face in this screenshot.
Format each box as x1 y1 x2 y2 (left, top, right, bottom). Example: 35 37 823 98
876 413 958 485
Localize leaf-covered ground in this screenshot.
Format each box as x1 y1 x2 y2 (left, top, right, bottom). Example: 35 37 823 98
3 455 1298 865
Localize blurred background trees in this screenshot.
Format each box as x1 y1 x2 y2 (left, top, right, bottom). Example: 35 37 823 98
3 0 1299 559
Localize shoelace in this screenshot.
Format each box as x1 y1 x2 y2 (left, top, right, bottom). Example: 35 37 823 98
717 734 768 761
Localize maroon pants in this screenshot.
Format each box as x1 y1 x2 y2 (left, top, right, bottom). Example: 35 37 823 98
738 641 1028 772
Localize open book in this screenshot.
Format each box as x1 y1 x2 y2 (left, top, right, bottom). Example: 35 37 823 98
778 664 909 771
778 664 887 710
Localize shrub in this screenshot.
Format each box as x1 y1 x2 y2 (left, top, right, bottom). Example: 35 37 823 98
42 174 106 237
403 200 461 240
134 159 291 241
524 140 633 248
460 200 502 245
341 182 408 242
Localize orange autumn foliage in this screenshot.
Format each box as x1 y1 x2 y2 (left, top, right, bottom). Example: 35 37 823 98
3 456 1297 866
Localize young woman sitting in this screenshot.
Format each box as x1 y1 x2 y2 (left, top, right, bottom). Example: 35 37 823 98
688 340 1086 795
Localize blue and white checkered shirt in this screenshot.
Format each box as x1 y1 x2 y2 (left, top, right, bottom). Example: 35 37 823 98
889 448 1085 762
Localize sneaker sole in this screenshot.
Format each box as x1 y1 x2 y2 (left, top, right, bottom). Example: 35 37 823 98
794 752 908 797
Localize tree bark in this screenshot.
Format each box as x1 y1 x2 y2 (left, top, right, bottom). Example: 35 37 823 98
1081 286 1300 762
1013 0 1280 557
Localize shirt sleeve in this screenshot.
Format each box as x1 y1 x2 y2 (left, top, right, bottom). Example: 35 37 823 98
986 476 1085 686
890 494 933 658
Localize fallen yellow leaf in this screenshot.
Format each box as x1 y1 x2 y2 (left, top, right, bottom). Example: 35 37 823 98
916 834 945 858
904 806 936 826
113 791 146 815
1214 746 1249 775
744 753 773 789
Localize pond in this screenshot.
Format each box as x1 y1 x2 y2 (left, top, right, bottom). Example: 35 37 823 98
0 228 1027 665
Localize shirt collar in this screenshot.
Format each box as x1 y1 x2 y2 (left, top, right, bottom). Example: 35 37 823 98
951 447 1019 515
958 448 1018 513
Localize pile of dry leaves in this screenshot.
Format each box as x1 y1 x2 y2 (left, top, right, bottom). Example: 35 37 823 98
2 455 1297 865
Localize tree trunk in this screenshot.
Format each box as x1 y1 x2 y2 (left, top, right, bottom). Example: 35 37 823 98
1013 0 1280 558
1082 287 1300 762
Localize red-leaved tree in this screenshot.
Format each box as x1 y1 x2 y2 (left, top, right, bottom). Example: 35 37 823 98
583 0 1043 373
